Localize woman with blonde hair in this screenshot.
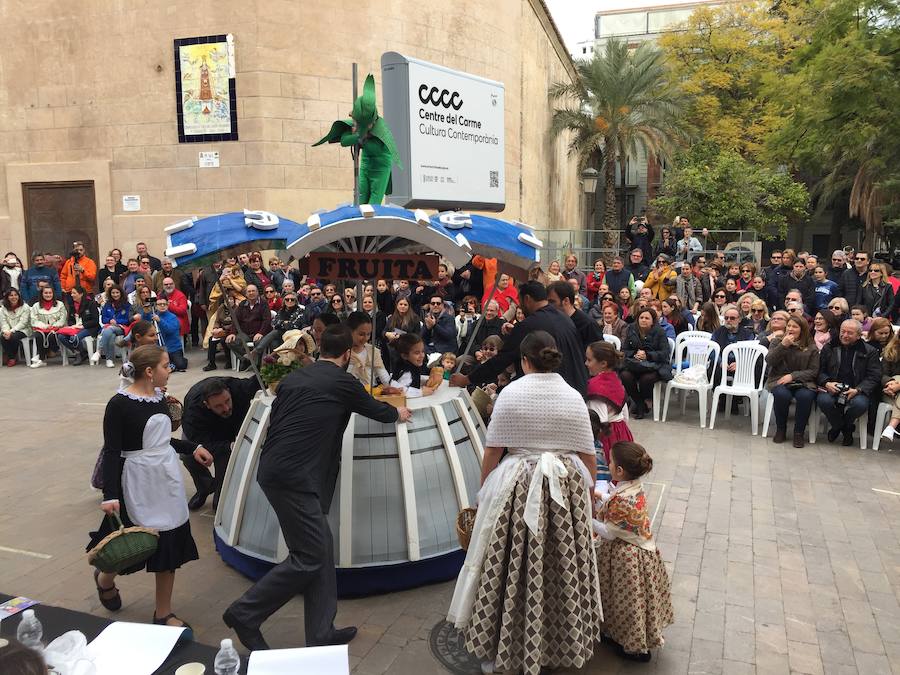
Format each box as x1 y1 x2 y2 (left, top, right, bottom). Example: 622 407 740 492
748 299 769 337
546 259 564 284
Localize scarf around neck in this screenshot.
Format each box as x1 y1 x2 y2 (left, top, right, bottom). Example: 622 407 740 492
586 371 626 414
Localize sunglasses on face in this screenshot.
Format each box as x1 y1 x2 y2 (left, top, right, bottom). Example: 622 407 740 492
829 305 840 309
265 289 276 294
715 294 726 299
856 257 868 262
430 301 443 305
311 291 322 296
752 309 765 314
284 298 297 303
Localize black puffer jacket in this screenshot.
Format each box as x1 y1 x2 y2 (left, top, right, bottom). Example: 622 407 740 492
622 323 673 381
817 338 882 397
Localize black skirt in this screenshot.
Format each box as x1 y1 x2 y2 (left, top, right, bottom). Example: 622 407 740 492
87 499 198 575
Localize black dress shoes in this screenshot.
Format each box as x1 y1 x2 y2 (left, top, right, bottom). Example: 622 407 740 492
223 607 270 651
317 626 358 646
188 490 210 511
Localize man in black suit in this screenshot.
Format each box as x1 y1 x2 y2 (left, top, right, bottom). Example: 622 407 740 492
180 375 262 510
450 281 588 394
224 325 412 651
546 280 603 351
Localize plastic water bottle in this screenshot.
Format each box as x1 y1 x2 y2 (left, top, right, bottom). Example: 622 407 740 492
214 638 240 675
16 609 43 651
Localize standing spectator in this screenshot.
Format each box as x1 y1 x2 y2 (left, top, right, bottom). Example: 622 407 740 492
0 252 23 295
98 254 122 288
29 285 67 367
817 319 881 446
811 265 839 313
655 227 677 260
765 316 819 447
675 226 703 262
422 296 458 357
778 259 815 309
0 288 31 366
452 260 484 304
120 258 142 296
135 242 161 272
20 251 62 303
766 248 793 299
644 255 677 301
482 273 519 317
60 240 97 294
860 261 894 317
267 257 286 291
625 215 655 263
547 280 603 351
605 256 635 297
109 248 127 276
585 259 607 305
675 261 701 310
384 296 422 363
561 254 587 294
154 296 188 372
827 250 848 283
545 260 564 284
326 293 350 321
620 307 672 418
736 263 756 294
837 250 870 307
303 286 328 325
625 249 650 283
244 252 271 291
699 265 721 304
152 258 186 295
59 285 100 365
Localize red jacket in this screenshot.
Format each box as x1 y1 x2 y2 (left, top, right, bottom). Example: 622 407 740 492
165 288 190 335
586 271 606 303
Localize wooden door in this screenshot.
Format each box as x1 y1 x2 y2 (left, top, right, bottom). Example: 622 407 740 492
22 181 98 260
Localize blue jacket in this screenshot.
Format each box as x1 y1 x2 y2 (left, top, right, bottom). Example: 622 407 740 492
156 311 183 353
423 311 458 354
21 266 62 303
101 302 132 326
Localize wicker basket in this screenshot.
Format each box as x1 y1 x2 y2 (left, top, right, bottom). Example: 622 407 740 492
165 395 183 432
455 507 477 551
88 513 159 573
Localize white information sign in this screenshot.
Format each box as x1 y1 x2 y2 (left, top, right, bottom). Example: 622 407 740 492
382 52 505 211
198 151 220 168
122 195 141 212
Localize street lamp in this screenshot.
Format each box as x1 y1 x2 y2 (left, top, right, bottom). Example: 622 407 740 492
581 167 599 252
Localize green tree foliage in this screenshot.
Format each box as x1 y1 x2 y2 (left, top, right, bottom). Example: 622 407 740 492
651 143 809 237
765 0 900 249
549 39 690 231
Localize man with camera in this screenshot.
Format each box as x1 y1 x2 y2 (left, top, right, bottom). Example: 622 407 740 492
624 215 655 264
816 319 881 446
60 241 97 294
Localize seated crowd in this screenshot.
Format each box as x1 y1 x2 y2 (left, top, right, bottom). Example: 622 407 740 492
4 236 900 449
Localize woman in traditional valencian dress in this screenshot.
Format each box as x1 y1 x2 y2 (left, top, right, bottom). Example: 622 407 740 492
447 331 602 675
87 345 213 636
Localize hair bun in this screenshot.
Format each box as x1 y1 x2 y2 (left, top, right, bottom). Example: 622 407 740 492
120 361 135 379
538 346 563 371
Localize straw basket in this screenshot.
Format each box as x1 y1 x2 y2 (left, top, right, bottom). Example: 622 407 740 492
455 507 477 551
88 513 159 573
165 395 183 432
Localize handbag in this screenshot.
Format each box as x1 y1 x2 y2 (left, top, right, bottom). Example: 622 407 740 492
624 357 656 374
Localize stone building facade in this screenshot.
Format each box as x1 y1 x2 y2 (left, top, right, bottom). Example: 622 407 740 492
0 0 581 262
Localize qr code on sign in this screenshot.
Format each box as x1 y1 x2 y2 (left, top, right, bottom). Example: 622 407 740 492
489 170 499 188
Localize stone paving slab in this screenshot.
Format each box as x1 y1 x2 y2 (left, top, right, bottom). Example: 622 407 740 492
4 354 900 673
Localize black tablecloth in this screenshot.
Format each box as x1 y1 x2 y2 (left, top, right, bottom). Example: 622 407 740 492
0 593 247 674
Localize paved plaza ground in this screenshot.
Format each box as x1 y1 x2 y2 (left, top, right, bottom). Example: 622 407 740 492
4 349 900 674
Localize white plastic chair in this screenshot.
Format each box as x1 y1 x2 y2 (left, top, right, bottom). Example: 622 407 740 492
709 341 768 434
650 337 679 422
602 334 621 350
809 404 867 450
872 401 893 451
19 336 35 364
62 335 99 366
761 390 817 444
662 338 721 428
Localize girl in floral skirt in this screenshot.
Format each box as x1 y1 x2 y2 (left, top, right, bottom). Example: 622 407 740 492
595 441 673 661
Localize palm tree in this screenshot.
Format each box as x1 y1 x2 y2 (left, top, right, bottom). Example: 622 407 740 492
550 39 690 232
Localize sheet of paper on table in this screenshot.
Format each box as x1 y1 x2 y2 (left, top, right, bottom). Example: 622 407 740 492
0 596 39 621
87 621 187 675
248 644 349 674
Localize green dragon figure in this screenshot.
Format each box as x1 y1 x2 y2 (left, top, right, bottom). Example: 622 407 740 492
312 73 401 205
